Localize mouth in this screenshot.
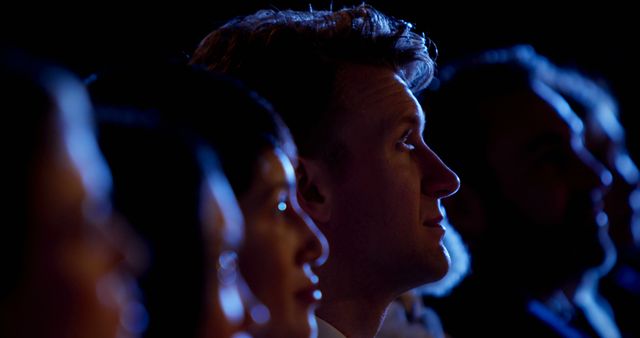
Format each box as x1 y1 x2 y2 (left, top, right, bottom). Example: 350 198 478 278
295 285 322 307
423 216 445 229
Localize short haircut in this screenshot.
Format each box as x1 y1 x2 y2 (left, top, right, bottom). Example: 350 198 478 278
191 4 436 164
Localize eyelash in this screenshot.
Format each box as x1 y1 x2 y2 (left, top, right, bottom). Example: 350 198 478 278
397 130 416 151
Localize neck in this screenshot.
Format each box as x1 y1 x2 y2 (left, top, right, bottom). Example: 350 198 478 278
316 296 392 338
314 255 400 338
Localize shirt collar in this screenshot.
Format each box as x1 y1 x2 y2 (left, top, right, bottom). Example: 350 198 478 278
316 316 347 338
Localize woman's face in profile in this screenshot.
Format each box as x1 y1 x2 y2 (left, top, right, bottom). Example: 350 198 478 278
238 147 328 338
26 78 145 338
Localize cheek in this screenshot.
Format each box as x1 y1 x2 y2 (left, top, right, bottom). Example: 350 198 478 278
513 182 569 224
365 156 421 200
241 220 294 293
53 240 123 335
382 164 422 210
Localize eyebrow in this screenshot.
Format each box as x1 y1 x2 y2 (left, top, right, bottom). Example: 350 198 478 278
384 111 425 136
255 181 291 202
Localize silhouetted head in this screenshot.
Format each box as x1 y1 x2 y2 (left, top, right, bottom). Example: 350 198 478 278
91 66 263 338
425 45 612 296
540 67 640 255
97 118 250 338
0 49 143 338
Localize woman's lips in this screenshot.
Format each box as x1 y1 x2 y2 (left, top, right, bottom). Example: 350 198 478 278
295 285 322 306
423 216 445 228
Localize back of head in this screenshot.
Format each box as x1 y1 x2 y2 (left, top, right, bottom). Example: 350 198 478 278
427 45 613 291
425 45 576 286
425 45 548 189
191 4 435 162
540 63 640 256
0 49 73 304
90 63 293 198
95 88 218 338
537 64 619 136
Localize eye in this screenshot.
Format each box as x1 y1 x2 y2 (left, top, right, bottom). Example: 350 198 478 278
396 129 416 151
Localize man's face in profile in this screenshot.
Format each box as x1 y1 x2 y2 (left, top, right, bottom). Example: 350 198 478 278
318 64 460 292
482 83 611 283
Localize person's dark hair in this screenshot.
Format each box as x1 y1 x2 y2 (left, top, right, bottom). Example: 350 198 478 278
0 49 75 302
90 63 295 198
537 64 618 121
424 45 549 188
190 4 435 165
97 113 218 337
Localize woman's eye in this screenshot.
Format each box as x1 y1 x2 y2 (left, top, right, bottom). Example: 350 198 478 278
397 130 416 151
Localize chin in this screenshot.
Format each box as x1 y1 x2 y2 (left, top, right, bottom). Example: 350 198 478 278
432 244 452 280
432 261 451 282
417 251 451 285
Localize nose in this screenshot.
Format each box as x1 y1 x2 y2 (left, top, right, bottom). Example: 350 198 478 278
614 152 640 190
292 201 329 268
104 212 148 276
574 145 612 194
86 200 147 276
605 152 640 215
420 145 461 199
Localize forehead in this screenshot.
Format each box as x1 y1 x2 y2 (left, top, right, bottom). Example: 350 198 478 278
485 86 580 153
332 64 424 133
256 148 295 191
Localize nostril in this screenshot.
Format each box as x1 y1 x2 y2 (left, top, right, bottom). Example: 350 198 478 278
450 172 461 196
438 170 461 199
297 232 329 268
298 213 329 267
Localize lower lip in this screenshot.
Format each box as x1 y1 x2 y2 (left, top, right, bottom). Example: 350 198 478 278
424 223 446 236
295 288 322 306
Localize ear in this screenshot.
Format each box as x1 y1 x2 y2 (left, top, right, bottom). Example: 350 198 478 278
296 157 332 223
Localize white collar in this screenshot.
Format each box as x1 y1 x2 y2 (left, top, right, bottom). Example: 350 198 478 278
316 316 347 338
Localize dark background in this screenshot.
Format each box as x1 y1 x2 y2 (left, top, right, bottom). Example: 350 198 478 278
2 1 637 159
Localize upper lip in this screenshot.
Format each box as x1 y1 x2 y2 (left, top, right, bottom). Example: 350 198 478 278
423 216 444 227
295 264 321 304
